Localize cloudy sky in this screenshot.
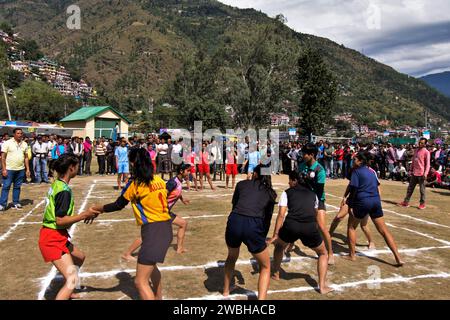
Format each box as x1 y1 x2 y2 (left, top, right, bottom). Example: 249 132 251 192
219 0 450 77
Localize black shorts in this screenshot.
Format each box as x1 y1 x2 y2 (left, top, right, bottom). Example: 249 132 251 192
318 200 326 211
169 212 177 221
225 213 267 254
138 220 173 265
279 219 323 249
352 198 384 220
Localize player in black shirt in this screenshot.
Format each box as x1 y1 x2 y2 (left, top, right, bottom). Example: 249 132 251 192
223 165 277 300
268 171 334 294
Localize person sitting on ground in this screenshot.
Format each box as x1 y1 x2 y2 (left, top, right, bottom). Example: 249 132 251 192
426 166 442 189
393 162 408 183
441 168 450 190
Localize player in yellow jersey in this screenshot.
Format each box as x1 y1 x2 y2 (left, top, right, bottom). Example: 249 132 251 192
92 148 172 300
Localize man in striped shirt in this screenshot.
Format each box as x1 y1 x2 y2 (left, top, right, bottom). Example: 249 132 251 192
95 138 107 176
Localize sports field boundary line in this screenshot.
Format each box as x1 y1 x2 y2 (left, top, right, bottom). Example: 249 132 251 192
37 181 97 300
326 193 450 229
38 245 450 280
184 272 450 300
386 223 450 245
0 199 45 242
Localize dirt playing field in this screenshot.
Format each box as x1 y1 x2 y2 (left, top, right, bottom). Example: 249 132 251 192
0 173 449 300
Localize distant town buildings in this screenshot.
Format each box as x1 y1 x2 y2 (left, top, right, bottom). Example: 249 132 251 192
1 29 96 100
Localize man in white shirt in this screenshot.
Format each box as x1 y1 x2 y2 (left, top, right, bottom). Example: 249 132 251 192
171 139 183 166
32 135 50 184
209 139 222 181
396 145 406 165
47 135 56 178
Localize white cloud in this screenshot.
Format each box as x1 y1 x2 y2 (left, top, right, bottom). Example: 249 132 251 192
219 0 450 76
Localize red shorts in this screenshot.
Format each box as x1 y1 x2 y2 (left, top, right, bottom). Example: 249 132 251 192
189 164 196 174
38 227 73 263
226 164 238 176
198 163 210 174
152 160 157 172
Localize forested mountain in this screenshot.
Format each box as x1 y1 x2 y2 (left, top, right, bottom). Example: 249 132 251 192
1 0 449 128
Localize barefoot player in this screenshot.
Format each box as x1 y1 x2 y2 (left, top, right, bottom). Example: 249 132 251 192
268 171 334 294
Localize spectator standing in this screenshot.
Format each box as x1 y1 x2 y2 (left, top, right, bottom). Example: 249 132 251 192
32 135 50 184
0 128 31 211
71 137 83 175
399 138 431 210
386 144 397 179
95 138 107 175
83 137 93 175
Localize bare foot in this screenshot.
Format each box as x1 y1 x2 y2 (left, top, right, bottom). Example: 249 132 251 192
368 242 376 250
271 273 280 281
70 293 81 299
395 260 405 267
121 254 137 262
328 255 336 265
342 255 357 262
176 248 188 254
319 286 335 295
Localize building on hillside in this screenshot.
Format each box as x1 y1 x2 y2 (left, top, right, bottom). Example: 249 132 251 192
10 60 30 76
270 113 290 126
60 106 131 139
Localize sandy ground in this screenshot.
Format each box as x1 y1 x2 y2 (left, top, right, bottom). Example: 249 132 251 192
0 172 449 300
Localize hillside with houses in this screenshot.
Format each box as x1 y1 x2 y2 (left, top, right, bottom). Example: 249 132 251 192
1 29 96 100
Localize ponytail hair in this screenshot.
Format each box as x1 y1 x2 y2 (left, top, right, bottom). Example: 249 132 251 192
253 165 277 202
129 148 154 186
51 154 79 177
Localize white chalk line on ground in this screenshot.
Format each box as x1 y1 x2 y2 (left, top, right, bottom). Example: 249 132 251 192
37 245 450 281
37 181 97 300
0 199 45 242
184 272 450 300
22 210 340 226
326 193 450 229
387 223 450 245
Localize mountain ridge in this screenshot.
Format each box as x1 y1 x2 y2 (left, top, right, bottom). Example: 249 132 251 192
1 0 449 127
420 71 450 98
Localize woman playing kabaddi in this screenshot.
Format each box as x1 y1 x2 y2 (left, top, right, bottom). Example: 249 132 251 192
198 142 216 191
268 171 334 294
121 163 192 259
329 159 376 250
343 151 404 267
183 142 198 191
92 148 173 300
225 145 238 189
224 165 276 300
38 154 100 300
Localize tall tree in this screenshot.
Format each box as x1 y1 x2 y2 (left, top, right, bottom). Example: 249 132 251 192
215 22 299 129
296 47 337 139
165 50 231 130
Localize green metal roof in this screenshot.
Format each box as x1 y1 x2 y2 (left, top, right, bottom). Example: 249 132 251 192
60 106 131 124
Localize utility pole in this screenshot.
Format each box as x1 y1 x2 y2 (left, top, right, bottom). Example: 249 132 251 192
2 82 12 121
